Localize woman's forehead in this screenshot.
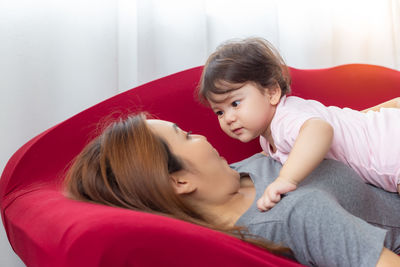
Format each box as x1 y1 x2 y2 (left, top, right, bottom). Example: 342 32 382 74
146 120 179 138
146 119 172 127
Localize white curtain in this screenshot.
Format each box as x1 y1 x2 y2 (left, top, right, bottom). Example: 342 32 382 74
1 0 399 265
117 0 400 90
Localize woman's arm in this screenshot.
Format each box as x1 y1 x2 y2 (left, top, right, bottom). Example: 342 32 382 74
376 248 400 266
257 118 333 211
361 97 400 112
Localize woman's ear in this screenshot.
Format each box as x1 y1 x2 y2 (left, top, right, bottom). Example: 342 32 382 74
267 85 282 105
170 174 197 195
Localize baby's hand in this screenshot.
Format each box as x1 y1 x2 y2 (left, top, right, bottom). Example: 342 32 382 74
257 177 297 211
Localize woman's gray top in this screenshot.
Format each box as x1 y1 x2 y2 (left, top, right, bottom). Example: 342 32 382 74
232 154 400 267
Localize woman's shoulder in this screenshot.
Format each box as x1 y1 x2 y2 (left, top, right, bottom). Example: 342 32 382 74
230 153 282 179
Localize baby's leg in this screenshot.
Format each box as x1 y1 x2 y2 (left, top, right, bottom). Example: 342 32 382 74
398 183 400 195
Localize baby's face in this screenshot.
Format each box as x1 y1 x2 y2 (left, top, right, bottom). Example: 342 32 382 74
208 82 280 142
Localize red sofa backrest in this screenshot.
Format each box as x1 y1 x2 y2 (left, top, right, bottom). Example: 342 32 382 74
1 64 399 267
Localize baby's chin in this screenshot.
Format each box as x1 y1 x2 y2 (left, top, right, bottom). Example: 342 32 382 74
235 135 257 143
224 130 257 143
239 138 256 143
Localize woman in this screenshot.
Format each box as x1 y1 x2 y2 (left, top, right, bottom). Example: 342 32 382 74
65 114 400 267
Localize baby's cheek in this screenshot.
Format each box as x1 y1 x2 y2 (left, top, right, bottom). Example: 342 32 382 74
218 121 226 130
220 124 232 137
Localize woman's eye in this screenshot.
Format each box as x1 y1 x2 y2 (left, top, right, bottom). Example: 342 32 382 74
232 100 240 107
215 111 223 116
186 131 192 139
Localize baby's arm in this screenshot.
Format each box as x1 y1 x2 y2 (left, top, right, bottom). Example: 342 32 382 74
361 97 400 112
257 118 333 211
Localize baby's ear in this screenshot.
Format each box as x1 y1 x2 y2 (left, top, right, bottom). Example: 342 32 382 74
268 85 282 105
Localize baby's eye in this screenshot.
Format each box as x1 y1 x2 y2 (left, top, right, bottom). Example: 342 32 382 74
231 100 240 107
215 111 224 116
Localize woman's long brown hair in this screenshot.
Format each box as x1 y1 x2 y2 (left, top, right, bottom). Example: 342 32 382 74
64 113 290 255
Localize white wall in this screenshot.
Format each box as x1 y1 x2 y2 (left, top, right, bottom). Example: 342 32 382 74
0 0 119 265
135 0 207 86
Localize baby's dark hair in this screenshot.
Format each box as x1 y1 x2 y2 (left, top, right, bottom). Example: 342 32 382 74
198 37 291 104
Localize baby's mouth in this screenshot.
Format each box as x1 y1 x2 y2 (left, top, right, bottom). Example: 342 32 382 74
232 127 243 135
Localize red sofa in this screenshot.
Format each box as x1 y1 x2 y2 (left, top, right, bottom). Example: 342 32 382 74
1 64 399 267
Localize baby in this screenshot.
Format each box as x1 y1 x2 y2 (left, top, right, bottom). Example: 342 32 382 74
198 37 400 211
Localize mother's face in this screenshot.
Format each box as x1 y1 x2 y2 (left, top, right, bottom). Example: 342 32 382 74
146 120 240 205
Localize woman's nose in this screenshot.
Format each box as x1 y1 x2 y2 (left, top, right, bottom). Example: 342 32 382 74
192 134 207 141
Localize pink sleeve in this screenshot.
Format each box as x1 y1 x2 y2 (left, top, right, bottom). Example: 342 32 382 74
271 99 323 163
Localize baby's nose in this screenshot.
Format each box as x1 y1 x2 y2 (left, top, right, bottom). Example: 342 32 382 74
224 110 236 124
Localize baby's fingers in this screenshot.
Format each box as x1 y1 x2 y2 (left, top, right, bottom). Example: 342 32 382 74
257 195 277 211
256 197 269 211
267 189 281 203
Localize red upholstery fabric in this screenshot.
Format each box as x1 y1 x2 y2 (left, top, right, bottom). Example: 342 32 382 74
1 64 399 267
